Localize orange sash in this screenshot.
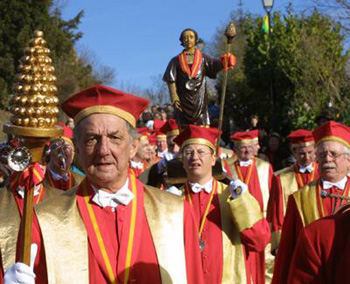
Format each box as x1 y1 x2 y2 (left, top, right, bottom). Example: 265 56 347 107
77 173 143 284
294 162 317 188
234 159 255 185
316 179 350 218
178 48 203 78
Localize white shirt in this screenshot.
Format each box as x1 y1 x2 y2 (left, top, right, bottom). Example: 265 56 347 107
130 160 144 170
189 178 213 194
322 176 348 190
17 185 42 198
298 163 314 173
49 168 69 181
91 179 134 209
238 159 253 167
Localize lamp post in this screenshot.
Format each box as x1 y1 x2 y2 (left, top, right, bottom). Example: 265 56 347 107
262 0 275 129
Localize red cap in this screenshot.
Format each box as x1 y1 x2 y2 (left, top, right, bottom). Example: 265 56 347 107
137 127 149 142
230 130 259 145
56 122 73 146
313 121 350 148
61 84 149 128
173 125 221 152
153 119 166 131
148 132 158 145
159 119 179 137
287 129 314 148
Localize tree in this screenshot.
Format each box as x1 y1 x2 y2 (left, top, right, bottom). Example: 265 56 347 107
0 0 115 111
211 8 350 134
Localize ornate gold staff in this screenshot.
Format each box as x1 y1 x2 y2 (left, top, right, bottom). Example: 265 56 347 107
216 22 236 154
3 30 62 265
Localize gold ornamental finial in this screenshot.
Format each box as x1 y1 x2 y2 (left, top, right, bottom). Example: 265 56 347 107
4 30 62 138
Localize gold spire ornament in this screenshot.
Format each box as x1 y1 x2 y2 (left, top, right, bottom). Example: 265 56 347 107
3 30 62 138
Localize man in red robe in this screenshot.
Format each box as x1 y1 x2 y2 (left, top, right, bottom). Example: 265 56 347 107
287 203 350 283
130 128 152 178
272 121 350 284
223 129 273 284
4 85 204 283
44 125 84 190
267 129 318 254
174 125 271 283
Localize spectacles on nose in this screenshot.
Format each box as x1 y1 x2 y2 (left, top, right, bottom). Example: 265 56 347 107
183 150 211 158
317 151 346 160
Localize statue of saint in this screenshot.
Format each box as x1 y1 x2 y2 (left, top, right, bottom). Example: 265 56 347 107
163 28 235 126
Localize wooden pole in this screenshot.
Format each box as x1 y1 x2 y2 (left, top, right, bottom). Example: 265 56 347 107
216 22 237 154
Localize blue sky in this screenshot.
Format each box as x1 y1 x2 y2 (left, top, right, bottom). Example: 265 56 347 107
61 0 313 91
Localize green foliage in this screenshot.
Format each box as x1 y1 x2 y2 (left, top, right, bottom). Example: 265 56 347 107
0 0 115 112
212 8 350 134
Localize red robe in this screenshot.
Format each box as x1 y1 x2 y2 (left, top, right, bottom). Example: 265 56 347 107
34 174 204 283
288 204 350 283
272 177 350 284
184 180 271 283
267 163 319 252
45 169 83 191
225 158 273 284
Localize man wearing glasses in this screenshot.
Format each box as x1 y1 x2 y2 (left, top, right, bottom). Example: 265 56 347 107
272 121 350 284
174 125 270 283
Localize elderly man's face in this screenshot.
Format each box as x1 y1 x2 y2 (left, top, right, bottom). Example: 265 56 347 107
136 138 151 161
236 143 255 161
316 141 350 182
76 114 137 191
157 137 167 153
182 144 216 183
293 145 316 167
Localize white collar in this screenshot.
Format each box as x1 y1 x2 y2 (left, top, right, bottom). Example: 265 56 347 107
130 160 144 170
49 168 70 181
17 185 42 199
322 176 348 190
189 178 213 194
91 179 134 208
298 163 314 173
238 159 253 167
157 149 168 158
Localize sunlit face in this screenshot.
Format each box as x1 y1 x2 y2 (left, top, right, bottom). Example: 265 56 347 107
236 143 255 161
293 145 316 167
48 140 74 173
182 30 196 50
316 141 350 182
182 144 216 182
253 141 260 156
167 136 180 154
157 137 167 153
136 138 151 161
75 114 137 190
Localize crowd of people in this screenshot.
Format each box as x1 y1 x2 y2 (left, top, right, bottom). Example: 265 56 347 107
0 83 349 284
0 27 348 284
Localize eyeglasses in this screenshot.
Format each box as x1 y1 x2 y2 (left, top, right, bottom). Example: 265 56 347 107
317 151 346 160
183 149 212 158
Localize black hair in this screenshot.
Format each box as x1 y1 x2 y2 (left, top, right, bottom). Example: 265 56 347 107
179 28 199 47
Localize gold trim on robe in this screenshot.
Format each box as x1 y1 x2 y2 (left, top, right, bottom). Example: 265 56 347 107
292 180 320 226
228 191 263 232
143 187 187 284
276 166 298 215
255 158 270 216
36 183 188 284
0 188 21 272
217 181 247 284
0 184 62 273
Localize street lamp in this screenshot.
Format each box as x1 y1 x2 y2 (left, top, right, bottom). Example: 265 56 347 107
262 0 274 129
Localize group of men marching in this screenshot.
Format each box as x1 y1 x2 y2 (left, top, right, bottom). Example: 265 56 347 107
0 84 349 283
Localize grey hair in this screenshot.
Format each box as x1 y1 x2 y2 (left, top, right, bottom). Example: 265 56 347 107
73 117 139 144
